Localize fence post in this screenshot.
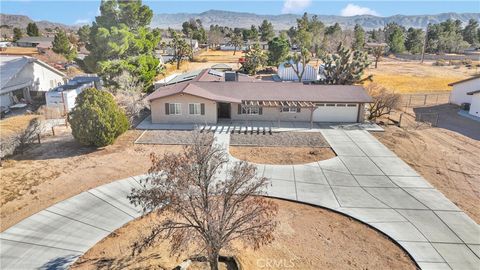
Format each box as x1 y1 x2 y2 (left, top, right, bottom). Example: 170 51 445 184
409 95 412 107
424 95 427 105
399 113 403 127
435 94 439 104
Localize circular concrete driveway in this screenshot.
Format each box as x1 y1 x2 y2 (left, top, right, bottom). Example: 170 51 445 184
1 129 479 270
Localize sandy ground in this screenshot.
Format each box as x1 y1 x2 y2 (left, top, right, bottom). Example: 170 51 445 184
0 128 182 230
374 125 480 223
230 146 336 165
72 199 415 270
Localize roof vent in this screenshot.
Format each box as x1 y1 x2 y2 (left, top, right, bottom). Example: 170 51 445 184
224 71 238 82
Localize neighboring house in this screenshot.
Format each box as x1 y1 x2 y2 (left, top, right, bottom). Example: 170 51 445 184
448 76 480 106
146 69 371 124
467 90 480 117
15 37 55 49
45 75 102 113
277 61 319 82
0 56 65 109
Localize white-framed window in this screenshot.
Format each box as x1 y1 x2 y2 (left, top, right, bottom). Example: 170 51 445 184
189 103 201 115
169 103 181 115
347 104 357 107
241 105 260 115
281 107 299 113
316 103 325 107
326 103 335 107
336 103 347 107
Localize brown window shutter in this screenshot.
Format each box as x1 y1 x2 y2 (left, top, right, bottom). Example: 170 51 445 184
297 107 301 113
259 106 263 115
165 103 170 115
238 104 242 114
201 103 205 115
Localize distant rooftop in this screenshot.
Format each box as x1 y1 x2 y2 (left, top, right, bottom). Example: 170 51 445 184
16 37 55 43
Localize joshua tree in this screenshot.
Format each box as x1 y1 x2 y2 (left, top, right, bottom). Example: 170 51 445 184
129 132 278 270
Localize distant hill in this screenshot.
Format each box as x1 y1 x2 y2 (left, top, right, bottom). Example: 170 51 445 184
152 10 480 30
0 14 73 31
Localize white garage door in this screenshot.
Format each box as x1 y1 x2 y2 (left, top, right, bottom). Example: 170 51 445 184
313 103 358 122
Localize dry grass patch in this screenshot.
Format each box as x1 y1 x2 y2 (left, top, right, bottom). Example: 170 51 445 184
0 47 38 55
230 146 336 165
72 199 415 270
0 115 42 140
198 50 244 63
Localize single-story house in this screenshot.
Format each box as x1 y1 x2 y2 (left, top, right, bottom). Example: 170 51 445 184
448 76 480 106
146 69 372 124
45 75 102 113
15 37 55 49
0 56 65 109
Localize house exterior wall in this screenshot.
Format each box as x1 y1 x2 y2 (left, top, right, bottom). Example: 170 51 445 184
150 94 217 124
449 78 480 105
230 103 312 122
33 62 64 92
469 94 480 117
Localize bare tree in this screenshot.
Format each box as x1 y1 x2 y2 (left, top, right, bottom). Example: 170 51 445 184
111 71 148 125
366 43 388 68
128 132 278 270
14 117 43 155
366 83 401 121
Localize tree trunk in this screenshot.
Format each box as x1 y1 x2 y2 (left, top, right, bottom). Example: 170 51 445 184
233 47 236 55
177 59 181 70
375 57 379 68
208 252 219 270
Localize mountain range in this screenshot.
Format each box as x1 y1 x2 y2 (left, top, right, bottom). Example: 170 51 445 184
152 10 480 30
1 10 479 32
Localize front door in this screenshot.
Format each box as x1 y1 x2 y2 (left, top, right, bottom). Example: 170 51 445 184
217 102 231 119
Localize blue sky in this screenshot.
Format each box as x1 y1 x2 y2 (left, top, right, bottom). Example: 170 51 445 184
1 0 479 25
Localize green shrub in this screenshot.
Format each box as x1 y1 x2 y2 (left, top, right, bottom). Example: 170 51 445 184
69 88 129 147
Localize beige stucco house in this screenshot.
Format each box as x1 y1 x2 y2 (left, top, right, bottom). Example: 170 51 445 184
146 69 372 125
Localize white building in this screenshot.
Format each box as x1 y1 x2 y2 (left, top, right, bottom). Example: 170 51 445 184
467 90 480 118
277 61 319 82
45 75 102 113
0 56 65 109
448 76 480 106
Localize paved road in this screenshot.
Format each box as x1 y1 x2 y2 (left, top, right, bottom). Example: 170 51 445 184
1 129 479 269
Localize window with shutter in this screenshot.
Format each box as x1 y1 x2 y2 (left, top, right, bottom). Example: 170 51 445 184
165 103 170 115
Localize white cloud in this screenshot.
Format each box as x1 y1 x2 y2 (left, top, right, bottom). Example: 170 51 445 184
282 0 312 14
74 18 91 25
340 4 379 17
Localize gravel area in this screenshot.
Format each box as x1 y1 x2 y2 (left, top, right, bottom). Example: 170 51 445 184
230 132 329 147
135 130 214 145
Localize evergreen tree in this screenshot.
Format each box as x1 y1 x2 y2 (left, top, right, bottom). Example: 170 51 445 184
229 31 243 55
267 36 290 66
259 20 275 42
353 24 365 50
241 43 267 75
405 28 424 54
52 30 77 61
69 88 129 147
26 23 39 36
463 19 479 46
85 0 160 91
388 27 405 53
13 27 22 42
77 25 91 45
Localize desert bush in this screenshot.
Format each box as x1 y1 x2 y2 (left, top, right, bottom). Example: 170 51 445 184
461 59 473 65
13 118 43 155
192 56 208 62
433 59 447 66
69 88 128 147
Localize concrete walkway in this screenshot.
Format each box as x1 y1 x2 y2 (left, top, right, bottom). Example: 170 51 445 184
1 129 478 269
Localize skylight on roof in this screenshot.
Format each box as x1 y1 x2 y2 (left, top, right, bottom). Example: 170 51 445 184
208 69 224 77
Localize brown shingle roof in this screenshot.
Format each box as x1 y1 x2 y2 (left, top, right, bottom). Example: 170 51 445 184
147 69 372 103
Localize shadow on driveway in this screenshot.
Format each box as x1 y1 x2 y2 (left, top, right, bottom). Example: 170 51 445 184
413 104 480 140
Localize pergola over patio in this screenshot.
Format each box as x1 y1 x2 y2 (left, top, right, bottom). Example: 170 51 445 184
242 99 317 127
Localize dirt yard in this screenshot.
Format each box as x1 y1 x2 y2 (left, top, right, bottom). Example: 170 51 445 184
71 199 415 270
230 146 336 165
365 59 477 93
374 125 480 223
0 128 182 230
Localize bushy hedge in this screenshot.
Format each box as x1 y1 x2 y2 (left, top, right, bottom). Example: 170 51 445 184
69 88 128 147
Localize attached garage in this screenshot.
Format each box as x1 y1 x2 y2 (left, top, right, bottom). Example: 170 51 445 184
313 103 359 123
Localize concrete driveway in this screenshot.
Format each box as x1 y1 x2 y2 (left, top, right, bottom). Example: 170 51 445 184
1 129 479 270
